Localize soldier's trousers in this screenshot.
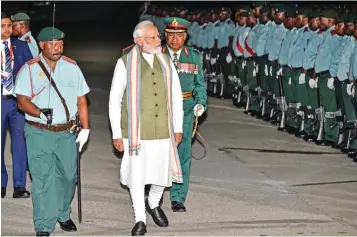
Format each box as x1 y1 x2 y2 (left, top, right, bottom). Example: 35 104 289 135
303 74 318 135
270 60 279 96
25 123 77 233
282 66 293 103
317 72 338 143
346 82 357 149
245 58 259 113
203 48 212 74
216 47 233 98
171 101 194 203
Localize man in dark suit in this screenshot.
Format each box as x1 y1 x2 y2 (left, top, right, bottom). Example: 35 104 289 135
1 12 33 198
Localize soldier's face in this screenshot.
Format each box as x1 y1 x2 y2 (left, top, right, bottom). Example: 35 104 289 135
309 17 320 31
40 40 64 61
12 21 24 37
220 12 229 21
354 24 357 38
345 22 354 36
336 22 345 36
275 12 285 24
319 17 329 30
1 18 12 40
253 7 261 17
295 15 304 28
284 17 295 29
248 16 257 27
166 32 187 51
239 16 247 26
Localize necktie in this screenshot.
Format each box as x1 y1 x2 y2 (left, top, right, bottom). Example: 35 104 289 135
2 41 13 91
172 53 178 68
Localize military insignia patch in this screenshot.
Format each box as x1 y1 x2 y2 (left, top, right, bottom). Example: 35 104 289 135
172 18 178 26
38 72 44 78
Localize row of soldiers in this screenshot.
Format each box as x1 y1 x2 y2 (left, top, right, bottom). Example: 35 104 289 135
141 2 357 162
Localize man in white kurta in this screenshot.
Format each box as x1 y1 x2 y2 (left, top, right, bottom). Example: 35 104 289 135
109 21 183 236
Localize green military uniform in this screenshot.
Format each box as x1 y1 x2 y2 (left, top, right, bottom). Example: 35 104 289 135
163 17 207 207
13 27 90 234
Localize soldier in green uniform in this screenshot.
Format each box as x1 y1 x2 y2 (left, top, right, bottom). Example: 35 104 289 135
162 17 207 212
13 27 90 236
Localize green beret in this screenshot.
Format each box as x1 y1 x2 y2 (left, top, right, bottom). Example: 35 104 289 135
163 17 190 33
309 11 321 19
221 7 231 15
260 6 269 14
321 9 338 19
251 2 265 8
236 5 250 12
37 27 65 41
275 6 287 14
336 15 344 24
345 14 355 23
247 9 255 17
286 8 297 18
11 12 30 21
239 12 249 17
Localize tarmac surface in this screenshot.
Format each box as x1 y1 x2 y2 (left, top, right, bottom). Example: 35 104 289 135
1 32 357 236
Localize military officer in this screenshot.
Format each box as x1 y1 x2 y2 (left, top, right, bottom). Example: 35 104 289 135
215 7 235 99
314 9 339 146
267 5 288 122
162 17 207 212
349 21 357 161
243 10 260 115
11 12 39 57
329 15 354 149
13 27 90 236
337 16 357 155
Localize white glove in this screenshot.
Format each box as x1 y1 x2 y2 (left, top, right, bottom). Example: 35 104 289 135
210 58 216 65
228 75 233 81
298 73 306 84
347 83 353 96
193 104 205 117
288 77 291 85
205 53 210 61
242 60 246 69
76 129 90 152
212 72 216 77
269 66 273 76
253 68 256 77
327 78 335 90
39 112 48 122
309 78 316 88
264 65 269 76
226 53 232 63
277 67 282 76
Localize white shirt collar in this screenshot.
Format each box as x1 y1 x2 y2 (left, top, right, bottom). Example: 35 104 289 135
167 47 182 60
1 38 11 47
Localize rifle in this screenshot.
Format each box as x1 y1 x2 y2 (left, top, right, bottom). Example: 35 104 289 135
276 66 287 130
75 113 82 224
315 86 325 142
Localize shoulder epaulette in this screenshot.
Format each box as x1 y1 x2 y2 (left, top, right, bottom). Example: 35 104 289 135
27 56 41 65
227 20 232 25
183 47 189 56
162 45 167 53
215 23 220 27
304 27 309 33
122 44 135 55
25 36 31 43
331 30 337 35
62 56 77 65
318 30 323 34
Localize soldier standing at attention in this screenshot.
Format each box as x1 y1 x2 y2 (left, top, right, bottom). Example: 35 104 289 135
314 9 339 146
162 17 207 212
13 27 90 236
11 12 39 57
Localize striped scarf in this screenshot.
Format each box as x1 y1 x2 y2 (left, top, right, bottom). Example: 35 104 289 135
126 44 183 183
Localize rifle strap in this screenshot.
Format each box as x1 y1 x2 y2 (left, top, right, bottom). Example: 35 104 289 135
37 61 70 122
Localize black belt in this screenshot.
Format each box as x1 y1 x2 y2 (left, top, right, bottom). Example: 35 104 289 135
2 94 15 100
316 70 330 77
245 57 254 61
342 80 351 84
292 67 303 70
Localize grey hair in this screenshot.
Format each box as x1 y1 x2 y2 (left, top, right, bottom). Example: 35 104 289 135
133 20 154 42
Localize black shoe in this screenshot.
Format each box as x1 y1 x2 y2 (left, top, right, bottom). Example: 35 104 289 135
131 221 147 236
36 232 50 236
13 187 30 198
295 131 307 138
348 150 357 158
315 140 332 146
2 188 5 198
145 199 168 227
341 146 351 154
171 201 186 212
303 134 316 142
58 219 77 232
353 157 357 162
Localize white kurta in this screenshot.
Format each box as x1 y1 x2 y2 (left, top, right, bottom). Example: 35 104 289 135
109 52 183 188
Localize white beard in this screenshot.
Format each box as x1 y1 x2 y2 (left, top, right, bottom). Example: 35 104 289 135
143 44 162 55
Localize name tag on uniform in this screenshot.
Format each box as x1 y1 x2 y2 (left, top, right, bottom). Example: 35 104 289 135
177 63 198 75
